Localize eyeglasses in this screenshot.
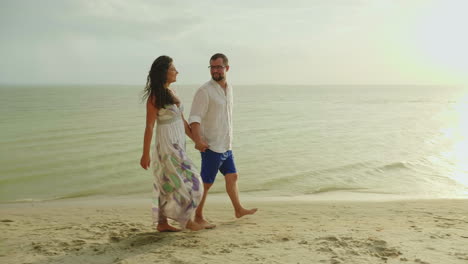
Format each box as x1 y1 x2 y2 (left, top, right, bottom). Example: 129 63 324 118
208 65 225 70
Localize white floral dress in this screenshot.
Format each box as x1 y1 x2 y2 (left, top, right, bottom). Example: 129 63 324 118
151 104 203 228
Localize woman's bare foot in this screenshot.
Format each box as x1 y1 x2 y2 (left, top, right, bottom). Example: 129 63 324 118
195 217 216 229
185 220 204 231
235 208 258 218
157 223 181 232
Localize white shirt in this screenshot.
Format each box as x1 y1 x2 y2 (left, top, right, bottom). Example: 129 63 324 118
189 79 233 153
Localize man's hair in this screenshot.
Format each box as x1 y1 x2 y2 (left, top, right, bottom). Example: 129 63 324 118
210 53 229 66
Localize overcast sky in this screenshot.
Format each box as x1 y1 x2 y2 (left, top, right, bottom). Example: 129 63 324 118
1 0 467 85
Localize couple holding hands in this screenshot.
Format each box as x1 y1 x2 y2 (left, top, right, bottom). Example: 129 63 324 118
140 53 257 231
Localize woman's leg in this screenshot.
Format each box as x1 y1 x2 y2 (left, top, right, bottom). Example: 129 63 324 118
156 201 181 232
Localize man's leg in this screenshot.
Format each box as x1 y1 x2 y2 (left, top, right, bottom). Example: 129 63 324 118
195 150 218 228
224 173 258 218
194 183 215 228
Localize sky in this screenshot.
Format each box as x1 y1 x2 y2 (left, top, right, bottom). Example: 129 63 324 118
1 0 467 85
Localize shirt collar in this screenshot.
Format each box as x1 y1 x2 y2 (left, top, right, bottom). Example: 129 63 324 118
209 79 230 94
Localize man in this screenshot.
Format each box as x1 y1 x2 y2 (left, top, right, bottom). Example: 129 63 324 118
189 53 257 228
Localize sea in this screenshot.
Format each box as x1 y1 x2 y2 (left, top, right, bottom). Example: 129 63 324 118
1 84 467 203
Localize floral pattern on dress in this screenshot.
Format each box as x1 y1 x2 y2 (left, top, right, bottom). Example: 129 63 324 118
151 104 203 228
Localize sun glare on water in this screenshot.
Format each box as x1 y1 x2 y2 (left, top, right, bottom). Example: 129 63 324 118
439 92 468 191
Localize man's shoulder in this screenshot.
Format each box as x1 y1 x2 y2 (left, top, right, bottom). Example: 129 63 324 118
199 80 214 90
192 81 212 100
195 80 215 95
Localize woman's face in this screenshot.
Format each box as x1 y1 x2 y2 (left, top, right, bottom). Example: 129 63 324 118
166 63 179 84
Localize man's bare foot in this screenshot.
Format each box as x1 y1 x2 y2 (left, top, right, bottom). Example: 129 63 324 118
235 208 258 218
157 223 181 232
195 217 216 229
185 220 204 231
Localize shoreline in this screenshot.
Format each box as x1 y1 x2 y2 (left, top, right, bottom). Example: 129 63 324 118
2 189 467 207
2 196 468 264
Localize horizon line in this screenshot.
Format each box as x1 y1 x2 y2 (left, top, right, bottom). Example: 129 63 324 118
1 82 466 87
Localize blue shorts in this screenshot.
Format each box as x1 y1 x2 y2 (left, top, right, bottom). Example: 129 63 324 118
200 149 237 184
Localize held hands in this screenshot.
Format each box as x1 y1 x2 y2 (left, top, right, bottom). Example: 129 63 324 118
140 154 151 170
195 140 209 152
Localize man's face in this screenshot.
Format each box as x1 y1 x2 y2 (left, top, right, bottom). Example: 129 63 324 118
209 58 229 82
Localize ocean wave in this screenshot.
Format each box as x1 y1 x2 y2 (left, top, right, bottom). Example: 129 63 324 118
375 161 413 172
305 186 369 194
262 161 374 187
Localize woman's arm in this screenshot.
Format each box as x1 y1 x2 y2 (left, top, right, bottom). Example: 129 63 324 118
140 97 158 170
182 114 195 141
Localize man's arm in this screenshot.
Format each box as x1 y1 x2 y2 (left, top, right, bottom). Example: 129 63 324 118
190 122 208 152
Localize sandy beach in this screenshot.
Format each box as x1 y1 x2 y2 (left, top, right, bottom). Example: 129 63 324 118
1 195 467 264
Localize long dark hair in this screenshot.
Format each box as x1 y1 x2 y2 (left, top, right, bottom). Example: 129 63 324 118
142 55 178 109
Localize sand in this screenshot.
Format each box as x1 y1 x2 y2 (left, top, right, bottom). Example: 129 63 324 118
1 195 468 264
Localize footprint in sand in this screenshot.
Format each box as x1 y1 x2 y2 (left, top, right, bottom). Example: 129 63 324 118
450 252 468 261
414 258 430 264
429 232 451 239
315 236 402 261
409 225 423 232
220 248 232 253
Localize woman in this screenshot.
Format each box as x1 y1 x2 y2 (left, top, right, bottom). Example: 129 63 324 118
140 55 204 231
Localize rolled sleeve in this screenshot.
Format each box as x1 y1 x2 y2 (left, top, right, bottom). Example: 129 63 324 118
188 115 201 124
189 88 209 125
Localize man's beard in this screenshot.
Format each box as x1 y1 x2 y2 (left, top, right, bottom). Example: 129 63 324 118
211 73 225 82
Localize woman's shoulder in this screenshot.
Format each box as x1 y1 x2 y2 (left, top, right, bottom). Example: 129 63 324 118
147 95 157 106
